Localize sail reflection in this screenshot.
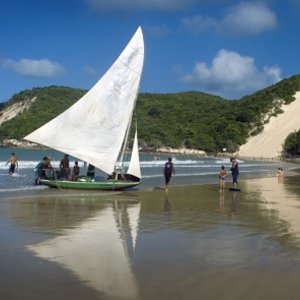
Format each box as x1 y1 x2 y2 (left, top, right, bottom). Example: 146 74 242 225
27 200 141 299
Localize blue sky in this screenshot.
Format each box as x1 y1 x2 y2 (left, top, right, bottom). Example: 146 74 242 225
1 0 300 102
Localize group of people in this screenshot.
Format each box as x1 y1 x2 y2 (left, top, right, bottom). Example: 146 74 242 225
163 156 241 191
164 156 285 191
6 152 284 188
218 157 240 189
218 158 285 189
33 154 95 184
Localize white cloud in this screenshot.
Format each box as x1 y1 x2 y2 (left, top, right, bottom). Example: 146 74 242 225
182 1 277 35
84 0 195 11
2 58 65 77
182 49 282 99
222 2 277 35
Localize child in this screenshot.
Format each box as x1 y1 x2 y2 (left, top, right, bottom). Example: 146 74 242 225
277 167 284 183
219 165 227 189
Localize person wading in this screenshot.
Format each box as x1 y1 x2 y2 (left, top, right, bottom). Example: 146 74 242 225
163 157 175 190
6 152 18 175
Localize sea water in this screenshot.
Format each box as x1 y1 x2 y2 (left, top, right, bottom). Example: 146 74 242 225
2 176 300 299
2 147 300 299
0 147 287 192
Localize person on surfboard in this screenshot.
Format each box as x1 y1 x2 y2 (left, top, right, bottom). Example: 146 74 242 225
230 157 239 188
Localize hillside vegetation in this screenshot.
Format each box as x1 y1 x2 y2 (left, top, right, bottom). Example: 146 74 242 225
1 75 300 154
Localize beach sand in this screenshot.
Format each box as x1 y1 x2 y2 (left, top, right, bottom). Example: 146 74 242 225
238 91 300 159
1 172 300 300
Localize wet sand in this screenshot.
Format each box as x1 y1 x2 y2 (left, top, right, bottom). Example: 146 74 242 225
1 174 300 300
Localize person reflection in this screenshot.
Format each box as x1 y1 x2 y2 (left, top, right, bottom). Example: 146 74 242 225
164 190 172 220
229 191 237 219
219 189 225 211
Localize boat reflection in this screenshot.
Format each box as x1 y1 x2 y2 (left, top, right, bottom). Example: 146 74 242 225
27 199 141 299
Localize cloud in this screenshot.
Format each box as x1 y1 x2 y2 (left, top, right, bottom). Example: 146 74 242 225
222 2 277 35
84 0 195 12
146 25 175 37
2 58 65 77
182 49 282 99
182 2 277 35
182 15 218 32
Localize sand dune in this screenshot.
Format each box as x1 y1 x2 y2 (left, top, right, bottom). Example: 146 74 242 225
0 96 37 126
238 91 300 158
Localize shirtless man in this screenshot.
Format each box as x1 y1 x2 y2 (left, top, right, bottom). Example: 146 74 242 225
6 152 18 175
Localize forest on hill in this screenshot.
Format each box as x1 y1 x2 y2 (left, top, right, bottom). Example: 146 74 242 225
1 75 300 155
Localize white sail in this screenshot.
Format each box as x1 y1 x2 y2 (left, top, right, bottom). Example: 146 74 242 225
24 27 144 175
127 130 141 179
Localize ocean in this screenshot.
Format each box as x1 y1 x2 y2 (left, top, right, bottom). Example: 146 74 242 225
0 147 287 193
2 147 300 299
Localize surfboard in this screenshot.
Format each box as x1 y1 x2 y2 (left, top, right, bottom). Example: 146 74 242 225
228 187 241 192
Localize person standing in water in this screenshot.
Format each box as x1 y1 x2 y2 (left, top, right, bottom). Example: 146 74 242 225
34 156 49 185
277 167 284 183
230 158 239 188
219 165 227 189
163 157 175 190
6 152 18 175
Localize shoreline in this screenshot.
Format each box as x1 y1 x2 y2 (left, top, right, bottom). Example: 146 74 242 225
1 141 298 163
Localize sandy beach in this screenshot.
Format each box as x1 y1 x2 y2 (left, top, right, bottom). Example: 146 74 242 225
1 169 300 300
238 91 300 159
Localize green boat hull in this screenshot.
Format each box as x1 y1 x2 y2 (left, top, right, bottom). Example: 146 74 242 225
40 179 140 190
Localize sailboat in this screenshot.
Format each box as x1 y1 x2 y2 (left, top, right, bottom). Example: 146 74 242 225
24 27 144 190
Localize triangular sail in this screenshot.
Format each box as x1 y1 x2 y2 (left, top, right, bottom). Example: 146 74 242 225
24 27 144 175
127 130 141 179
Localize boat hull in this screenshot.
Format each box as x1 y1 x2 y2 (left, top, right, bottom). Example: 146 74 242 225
40 179 140 191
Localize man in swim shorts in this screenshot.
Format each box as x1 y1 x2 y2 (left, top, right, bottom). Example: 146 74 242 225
6 152 18 175
163 157 175 190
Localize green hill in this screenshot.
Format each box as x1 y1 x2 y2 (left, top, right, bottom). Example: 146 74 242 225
1 75 300 154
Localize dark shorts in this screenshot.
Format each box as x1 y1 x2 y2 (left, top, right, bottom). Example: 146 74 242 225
232 174 238 184
9 164 16 174
165 173 172 184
